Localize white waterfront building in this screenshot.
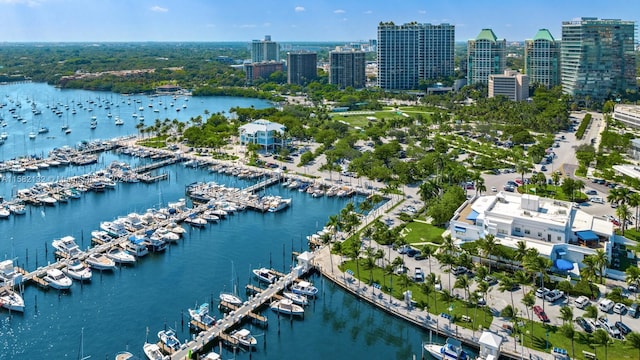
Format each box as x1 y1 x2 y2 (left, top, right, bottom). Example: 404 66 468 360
449 192 613 273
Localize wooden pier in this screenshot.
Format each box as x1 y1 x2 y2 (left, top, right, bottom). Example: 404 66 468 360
243 176 281 193
169 268 301 360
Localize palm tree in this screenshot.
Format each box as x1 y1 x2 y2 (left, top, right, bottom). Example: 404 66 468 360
560 305 574 325
630 193 640 232
516 161 532 186
384 264 395 302
594 249 609 284
521 291 536 344
593 328 610 360
523 252 551 310
498 277 517 312
625 332 640 360
476 178 487 196
363 247 377 284
582 255 599 296
627 266 640 299
514 270 530 297
478 234 498 273
561 323 576 360
551 171 561 188
617 203 632 235
514 240 529 264
420 245 434 274
454 275 472 316
420 282 435 313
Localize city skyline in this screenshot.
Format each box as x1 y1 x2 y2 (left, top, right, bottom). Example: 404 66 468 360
0 0 639 43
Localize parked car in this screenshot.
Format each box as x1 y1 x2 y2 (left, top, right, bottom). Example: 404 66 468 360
544 289 564 302
630 303 639 318
396 245 411 254
614 303 627 314
599 299 615 313
483 276 498 286
452 266 468 276
407 249 420 258
414 267 424 282
535 287 550 298
576 317 593 333
533 305 549 322
575 296 591 309
586 189 598 195
615 321 632 336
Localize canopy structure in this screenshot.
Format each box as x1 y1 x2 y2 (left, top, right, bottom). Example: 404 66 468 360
576 230 599 241
466 210 479 221
454 226 466 233
555 259 574 271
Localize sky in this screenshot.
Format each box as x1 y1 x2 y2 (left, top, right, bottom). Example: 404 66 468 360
0 0 639 43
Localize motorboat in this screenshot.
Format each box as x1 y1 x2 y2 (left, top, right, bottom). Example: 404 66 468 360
100 220 129 238
290 280 318 297
157 329 181 352
85 253 117 271
62 260 92 281
52 236 84 259
0 259 23 287
44 268 73 290
0 207 9 219
283 291 308 306
107 248 136 265
123 236 149 257
7 203 26 215
203 352 221 360
152 228 180 243
184 214 207 227
91 230 113 244
145 237 167 253
270 298 304 317
219 291 242 307
187 303 216 328
0 287 25 312
143 343 168 360
253 268 276 284
201 211 220 223
166 223 186 235
424 337 468 360
230 328 257 348
114 351 141 360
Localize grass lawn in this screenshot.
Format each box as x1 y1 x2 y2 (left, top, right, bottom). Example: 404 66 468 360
328 110 406 128
517 185 588 202
339 259 493 332
514 318 633 360
401 222 445 245
137 136 168 148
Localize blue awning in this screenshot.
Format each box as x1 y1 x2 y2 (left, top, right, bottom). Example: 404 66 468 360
454 226 466 233
466 210 479 221
555 259 574 271
576 230 599 241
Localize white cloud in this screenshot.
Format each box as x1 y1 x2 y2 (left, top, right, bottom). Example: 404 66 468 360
364 10 372 15
294 6 305 12
333 9 345 14
150 5 168 12
238 24 257 28
0 0 43 7
418 10 426 14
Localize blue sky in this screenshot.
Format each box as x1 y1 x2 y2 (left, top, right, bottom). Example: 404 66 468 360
1 0 639 42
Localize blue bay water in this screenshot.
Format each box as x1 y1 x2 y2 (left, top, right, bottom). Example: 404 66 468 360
0 84 446 360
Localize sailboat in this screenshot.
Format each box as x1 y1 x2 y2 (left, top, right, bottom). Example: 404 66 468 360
219 261 242 306
78 328 91 360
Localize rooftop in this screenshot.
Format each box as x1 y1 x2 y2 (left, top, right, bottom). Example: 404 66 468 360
532 28 555 42
475 28 499 42
487 192 571 228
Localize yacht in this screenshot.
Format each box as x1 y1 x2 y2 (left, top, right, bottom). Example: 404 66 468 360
202 352 221 360
52 236 84 259
0 259 23 287
0 207 9 219
44 268 73 290
270 298 304 317
253 268 277 284
114 351 140 360
100 220 129 238
115 118 124 126
86 253 116 271
290 280 319 297
62 260 92 281
143 343 168 360
7 203 26 215
0 287 25 312
91 230 113 244
106 247 136 265
157 329 181 352
230 328 257 348
184 215 207 227
145 237 167 253
187 303 216 328
283 291 308 306
122 236 149 257
424 337 468 360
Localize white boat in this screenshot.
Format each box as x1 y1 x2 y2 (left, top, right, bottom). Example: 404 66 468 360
44 268 73 290
0 287 25 312
0 207 9 219
202 352 221 360
7 203 26 215
100 220 129 238
157 329 181 351
62 260 92 281
115 118 124 126
28 132 36 139
201 211 220 223
290 280 319 297
424 337 469 360
52 236 85 259
187 303 216 328
253 268 276 283
270 298 305 316
166 223 186 235
184 215 207 227
152 228 180 243
114 351 140 360
145 237 167 253
123 236 149 257
0 259 23 287
230 328 257 348
107 247 137 265
85 253 117 271
143 342 168 360
283 291 308 306
91 230 113 244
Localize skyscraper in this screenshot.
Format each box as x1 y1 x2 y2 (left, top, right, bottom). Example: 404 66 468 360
377 22 454 90
467 29 506 85
329 48 366 89
524 29 561 88
251 35 279 63
561 17 636 102
287 52 317 85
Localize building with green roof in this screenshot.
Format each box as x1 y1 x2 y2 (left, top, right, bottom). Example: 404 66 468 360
467 28 506 85
524 29 561 88
561 17 636 104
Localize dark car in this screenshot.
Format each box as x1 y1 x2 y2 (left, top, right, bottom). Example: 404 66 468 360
576 317 593 333
407 249 420 258
615 321 632 335
452 266 468 276
534 305 549 322
414 253 427 261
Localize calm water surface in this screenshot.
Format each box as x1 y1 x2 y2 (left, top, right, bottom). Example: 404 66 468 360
0 84 450 360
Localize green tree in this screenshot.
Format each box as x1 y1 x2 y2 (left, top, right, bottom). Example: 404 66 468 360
617 203 632 235
593 328 610 360
625 332 640 360
561 323 576 360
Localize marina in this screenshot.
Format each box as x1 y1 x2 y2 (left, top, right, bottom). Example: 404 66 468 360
0 82 469 360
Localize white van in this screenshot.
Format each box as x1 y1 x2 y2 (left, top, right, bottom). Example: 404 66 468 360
599 299 614 313
590 197 604 204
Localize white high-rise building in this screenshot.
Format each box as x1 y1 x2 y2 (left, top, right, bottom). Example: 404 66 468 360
251 35 279 63
467 29 506 85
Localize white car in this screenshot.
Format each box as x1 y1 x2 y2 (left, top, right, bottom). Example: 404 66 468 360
614 303 627 314
491 186 497 192
535 287 550 298
544 289 564 302
599 299 615 313
575 296 590 309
